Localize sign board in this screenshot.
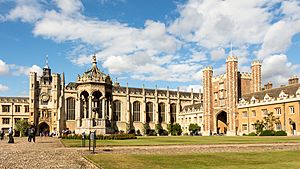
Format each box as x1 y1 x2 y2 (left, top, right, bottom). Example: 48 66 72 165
90 132 95 140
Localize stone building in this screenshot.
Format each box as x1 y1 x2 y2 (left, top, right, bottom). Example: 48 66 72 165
0 56 200 135
202 54 300 136
0 54 299 136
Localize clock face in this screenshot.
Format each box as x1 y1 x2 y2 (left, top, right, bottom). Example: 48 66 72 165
41 93 50 102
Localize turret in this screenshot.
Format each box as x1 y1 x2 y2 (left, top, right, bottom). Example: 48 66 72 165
251 60 262 93
226 55 238 135
202 66 213 135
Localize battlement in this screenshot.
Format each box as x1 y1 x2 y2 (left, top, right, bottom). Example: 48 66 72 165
203 66 213 71
226 56 238 62
240 72 251 78
251 60 262 66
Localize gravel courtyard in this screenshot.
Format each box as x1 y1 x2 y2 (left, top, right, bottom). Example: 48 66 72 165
0 137 98 169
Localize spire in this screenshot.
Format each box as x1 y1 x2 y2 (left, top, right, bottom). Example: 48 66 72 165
92 55 97 66
44 55 49 69
230 42 233 57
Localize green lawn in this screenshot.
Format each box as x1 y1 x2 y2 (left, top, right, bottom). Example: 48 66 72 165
61 136 300 147
86 150 300 169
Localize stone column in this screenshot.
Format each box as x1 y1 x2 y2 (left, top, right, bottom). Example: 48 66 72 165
102 98 105 119
109 100 112 120
75 98 81 128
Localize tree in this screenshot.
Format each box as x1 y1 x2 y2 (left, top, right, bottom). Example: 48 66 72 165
167 123 182 136
155 123 163 135
14 119 30 137
263 112 280 130
188 123 200 135
253 112 281 135
252 120 265 135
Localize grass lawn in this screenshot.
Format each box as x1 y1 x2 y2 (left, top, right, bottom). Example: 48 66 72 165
85 150 300 169
61 136 300 147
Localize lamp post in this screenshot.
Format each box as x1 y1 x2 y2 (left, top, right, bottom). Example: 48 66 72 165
11 103 14 130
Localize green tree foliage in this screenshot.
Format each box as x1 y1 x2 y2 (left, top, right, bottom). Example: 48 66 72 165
143 123 150 135
14 119 30 137
155 124 163 135
253 112 281 135
253 120 265 135
167 123 182 136
188 123 200 135
263 112 280 130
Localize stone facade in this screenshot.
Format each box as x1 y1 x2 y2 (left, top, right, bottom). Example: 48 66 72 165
0 56 200 135
1 55 300 136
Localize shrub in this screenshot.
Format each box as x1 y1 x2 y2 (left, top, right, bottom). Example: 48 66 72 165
188 124 200 135
260 130 275 136
275 130 287 136
167 123 182 136
161 130 168 136
148 130 157 136
155 124 163 135
247 132 257 136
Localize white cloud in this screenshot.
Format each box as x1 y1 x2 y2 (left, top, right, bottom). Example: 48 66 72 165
257 20 300 58
210 48 225 61
55 0 83 16
262 54 299 86
0 59 10 75
14 65 43 76
169 0 273 48
5 0 43 23
179 85 202 92
0 84 8 92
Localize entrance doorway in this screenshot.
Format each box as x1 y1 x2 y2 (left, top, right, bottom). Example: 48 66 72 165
38 122 50 136
216 111 227 135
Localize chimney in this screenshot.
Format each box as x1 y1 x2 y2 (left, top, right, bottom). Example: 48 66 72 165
288 75 299 85
264 82 272 90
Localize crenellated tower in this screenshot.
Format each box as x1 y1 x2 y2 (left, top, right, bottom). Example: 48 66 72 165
202 66 213 135
226 56 238 135
251 60 262 93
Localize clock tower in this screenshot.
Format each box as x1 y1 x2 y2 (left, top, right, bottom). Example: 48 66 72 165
29 57 65 135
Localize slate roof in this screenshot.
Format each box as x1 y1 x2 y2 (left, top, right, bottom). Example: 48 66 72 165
242 83 300 101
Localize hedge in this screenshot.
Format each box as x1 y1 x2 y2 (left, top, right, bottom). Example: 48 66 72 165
61 134 137 140
274 130 287 136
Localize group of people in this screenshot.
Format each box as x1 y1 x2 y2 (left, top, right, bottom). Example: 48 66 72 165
0 126 36 143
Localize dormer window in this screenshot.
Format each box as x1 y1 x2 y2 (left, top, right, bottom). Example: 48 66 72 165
296 88 300 97
264 94 271 101
279 91 288 99
251 96 257 104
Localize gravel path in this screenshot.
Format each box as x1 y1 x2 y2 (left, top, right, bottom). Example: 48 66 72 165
95 142 300 154
0 137 98 169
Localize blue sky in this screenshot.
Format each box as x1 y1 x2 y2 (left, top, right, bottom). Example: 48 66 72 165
0 0 300 96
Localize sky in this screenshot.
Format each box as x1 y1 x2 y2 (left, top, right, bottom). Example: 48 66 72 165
0 0 300 97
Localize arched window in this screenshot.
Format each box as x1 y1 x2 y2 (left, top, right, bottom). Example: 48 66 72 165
113 100 121 121
66 97 75 120
158 103 165 123
133 101 140 122
170 103 176 123
146 102 154 123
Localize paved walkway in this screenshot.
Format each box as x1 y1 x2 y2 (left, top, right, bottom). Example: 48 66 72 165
0 137 98 169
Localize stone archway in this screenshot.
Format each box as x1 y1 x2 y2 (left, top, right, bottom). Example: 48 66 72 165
38 122 50 136
216 111 227 135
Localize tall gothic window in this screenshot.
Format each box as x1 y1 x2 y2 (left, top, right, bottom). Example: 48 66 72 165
170 103 176 123
66 97 75 120
113 100 121 121
146 102 154 123
133 101 140 122
158 103 165 123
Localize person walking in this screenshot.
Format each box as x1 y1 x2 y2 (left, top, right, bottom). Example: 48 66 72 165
28 126 36 142
0 128 4 140
8 127 14 143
